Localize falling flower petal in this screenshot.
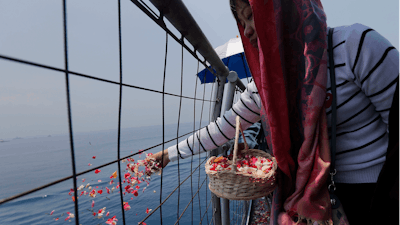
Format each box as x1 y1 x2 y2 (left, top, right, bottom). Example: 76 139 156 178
95 169 101 174
50 210 55 215
88 163 92 166
72 196 75 202
106 211 110 217
111 171 118 179
98 180 102 182
146 208 152 214
55 218 59 221
82 178 86 182
92 156 96 159
106 216 118 225
123 202 131 211
98 190 103 194
67 212 75 219
92 200 95 208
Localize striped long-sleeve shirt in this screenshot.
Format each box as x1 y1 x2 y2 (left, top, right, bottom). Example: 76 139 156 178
167 23 399 184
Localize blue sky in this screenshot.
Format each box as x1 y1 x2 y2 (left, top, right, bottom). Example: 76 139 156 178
0 0 398 140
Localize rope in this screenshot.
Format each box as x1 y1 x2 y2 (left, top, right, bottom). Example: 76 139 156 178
138 157 209 224
160 29 169 225
200 198 214 225
191 59 201 225
0 54 214 103
116 0 126 224
62 1 79 224
175 35 186 225
0 1 247 224
174 176 208 225
129 0 219 80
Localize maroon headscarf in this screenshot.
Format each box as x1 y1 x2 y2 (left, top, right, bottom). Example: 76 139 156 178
236 0 332 224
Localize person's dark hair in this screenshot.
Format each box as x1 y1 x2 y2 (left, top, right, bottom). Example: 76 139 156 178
230 0 250 22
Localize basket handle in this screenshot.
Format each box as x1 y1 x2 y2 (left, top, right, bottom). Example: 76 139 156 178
232 116 249 168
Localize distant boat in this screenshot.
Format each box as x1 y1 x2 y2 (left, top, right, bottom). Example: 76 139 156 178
0 139 9 143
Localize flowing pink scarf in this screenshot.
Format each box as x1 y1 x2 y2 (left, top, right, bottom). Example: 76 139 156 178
237 0 332 224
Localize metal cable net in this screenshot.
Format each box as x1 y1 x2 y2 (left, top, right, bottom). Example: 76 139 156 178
0 0 240 224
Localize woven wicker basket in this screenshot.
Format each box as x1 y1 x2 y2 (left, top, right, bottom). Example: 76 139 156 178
205 116 277 200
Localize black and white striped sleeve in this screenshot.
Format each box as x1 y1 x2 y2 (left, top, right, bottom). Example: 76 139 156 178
346 24 399 126
167 81 262 162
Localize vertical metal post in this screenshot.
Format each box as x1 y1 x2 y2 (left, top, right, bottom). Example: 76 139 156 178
220 71 239 225
210 75 226 225
220 71 238 114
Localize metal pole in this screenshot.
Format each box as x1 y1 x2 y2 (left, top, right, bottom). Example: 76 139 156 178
209 77 225 225
220 71 239 114
219 71 239 225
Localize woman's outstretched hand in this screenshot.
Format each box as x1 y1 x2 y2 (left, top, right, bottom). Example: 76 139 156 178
150 150 170 169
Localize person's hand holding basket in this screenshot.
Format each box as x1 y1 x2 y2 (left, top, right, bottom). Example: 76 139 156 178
205 116 277 200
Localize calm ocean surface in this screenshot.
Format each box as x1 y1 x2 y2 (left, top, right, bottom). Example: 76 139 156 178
0 122 215 225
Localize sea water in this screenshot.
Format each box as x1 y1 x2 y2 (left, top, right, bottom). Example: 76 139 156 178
0 122 214 225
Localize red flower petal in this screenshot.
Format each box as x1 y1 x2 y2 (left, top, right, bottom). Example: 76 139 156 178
95 169 101 174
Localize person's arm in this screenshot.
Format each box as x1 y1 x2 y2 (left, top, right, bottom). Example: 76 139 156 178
151 81 262 166
345 24 399 128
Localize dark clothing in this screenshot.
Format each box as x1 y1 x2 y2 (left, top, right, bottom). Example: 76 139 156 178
335 183 376 225
369 81 399 225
